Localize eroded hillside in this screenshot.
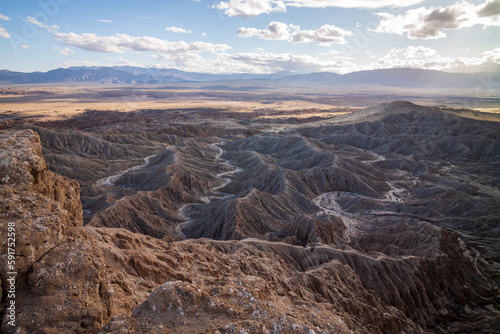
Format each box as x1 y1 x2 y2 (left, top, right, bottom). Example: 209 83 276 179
1 101 499 333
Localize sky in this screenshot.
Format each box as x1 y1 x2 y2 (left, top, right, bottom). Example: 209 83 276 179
0 0 499 74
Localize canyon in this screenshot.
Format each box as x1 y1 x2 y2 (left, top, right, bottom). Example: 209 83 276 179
1 94 500 333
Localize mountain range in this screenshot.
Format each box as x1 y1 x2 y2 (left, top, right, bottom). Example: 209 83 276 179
0 66 499 89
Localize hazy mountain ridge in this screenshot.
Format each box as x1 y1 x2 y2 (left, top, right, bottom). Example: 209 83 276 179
1 66 499 89
281 68 500 89
0 67 293 85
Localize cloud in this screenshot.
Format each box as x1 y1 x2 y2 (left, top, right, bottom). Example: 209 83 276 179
0 26 10 39
292 24 353 44
238 21 296 40
379 46 438 64
376 46 500 72
228 52 358 73
478 0 500 17
26 16 60 33
238 22 352 44
214 0 423 17
62 60 101 68
112 56 143 67
97 19 114 23
54 46 74 55
374 1 500 39
0 14 10 21
483 47 500 60
53 32 231 55
284 0 423 9
214 0 286 18
165 26 192 34
154 52 209 70
20 44 31 49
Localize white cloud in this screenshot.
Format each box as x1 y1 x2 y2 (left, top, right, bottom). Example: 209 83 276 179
0 26 10 39
399 45 438 58
374 1 500 39
238 22 297 40
238 22 352 44
53 32 231 55
228 52 358 73
54 46 74 55
214 0 423 17
0 14 10 21
378 46 438 66
483 47 500 60
165 26 192 34
114 56 142 67
376 46 500 72
285 0 423 9
292 24 353 44
366 51 377 58
97 19 114 23
62 60 101 68
20 44 31 49
61 47 74 55
214 0 286 18
154 52 209 70
26 16 60 33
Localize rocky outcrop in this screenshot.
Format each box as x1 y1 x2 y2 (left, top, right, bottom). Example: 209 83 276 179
0 130 82 270
0 130 106 333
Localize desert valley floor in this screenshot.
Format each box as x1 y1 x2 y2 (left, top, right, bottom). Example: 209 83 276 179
1 85 499 333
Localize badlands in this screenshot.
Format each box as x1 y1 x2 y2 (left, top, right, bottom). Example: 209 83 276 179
1 86 499 333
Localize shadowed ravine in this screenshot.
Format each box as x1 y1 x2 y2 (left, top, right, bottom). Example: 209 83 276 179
177 140 243 238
